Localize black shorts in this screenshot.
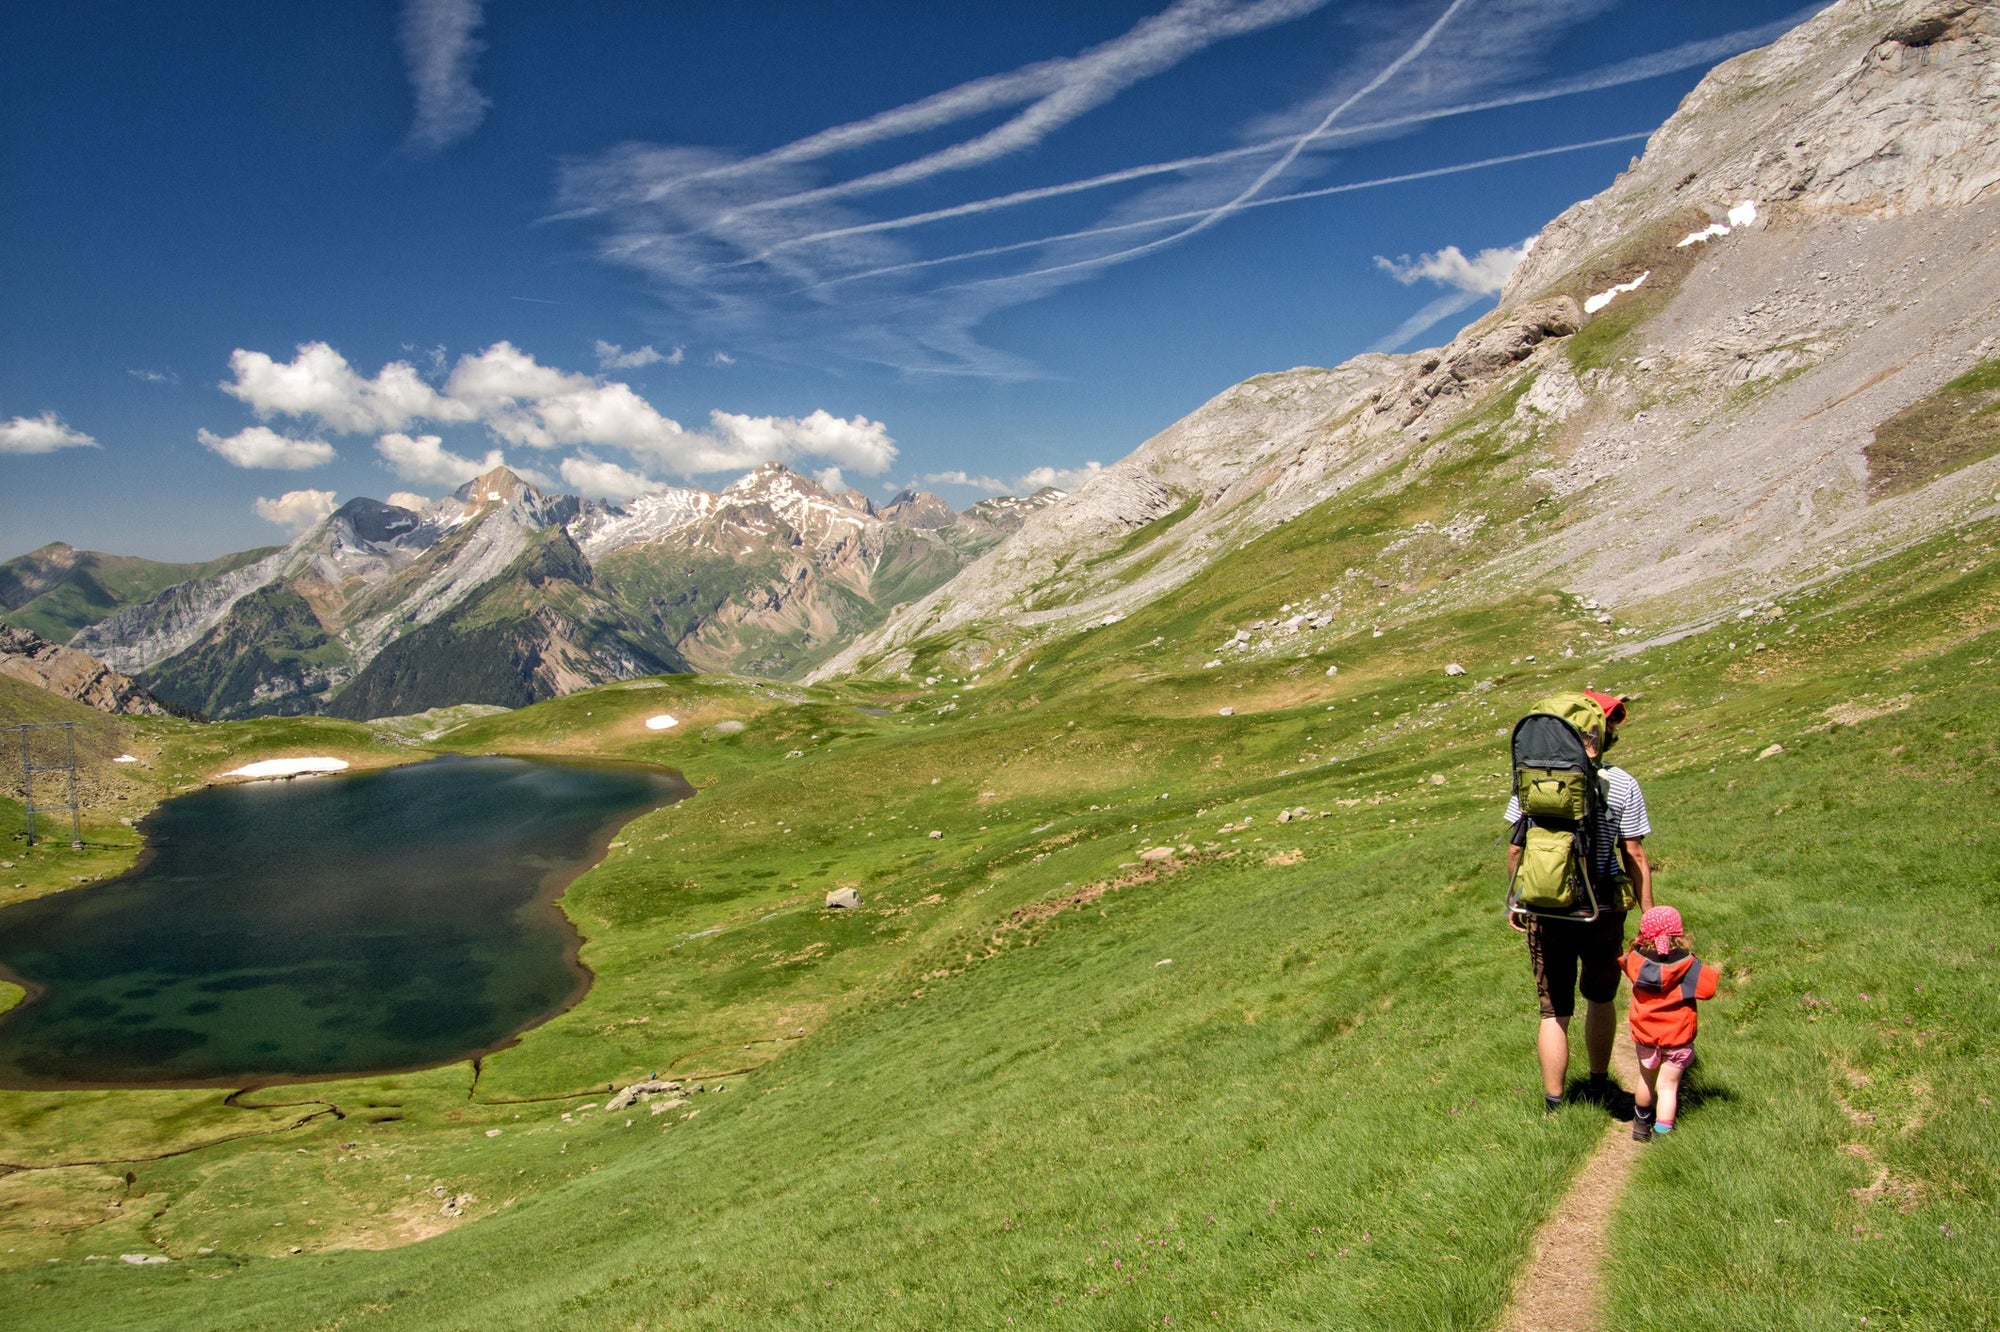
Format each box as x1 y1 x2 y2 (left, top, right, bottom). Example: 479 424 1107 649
1526 911 1626 1019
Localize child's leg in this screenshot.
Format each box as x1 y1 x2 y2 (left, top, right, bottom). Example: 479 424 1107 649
1655 1058 1686 1128
1631 1056 1659 1140
1635 1058 1658 1113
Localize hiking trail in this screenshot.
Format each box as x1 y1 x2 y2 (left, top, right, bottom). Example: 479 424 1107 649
1496 1031 1644 1332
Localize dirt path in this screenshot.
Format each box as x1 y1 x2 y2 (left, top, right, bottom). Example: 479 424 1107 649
1496 1031 1644 1332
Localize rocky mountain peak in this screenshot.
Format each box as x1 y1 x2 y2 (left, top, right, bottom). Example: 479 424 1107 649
721 460 814 499
1507 0 1999 302
716 463 871 545
329 496 424 546
880 489 957 530
453 465 537 509
0 543 84 610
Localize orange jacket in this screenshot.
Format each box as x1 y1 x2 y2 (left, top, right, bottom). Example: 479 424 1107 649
1620 950 1718 1048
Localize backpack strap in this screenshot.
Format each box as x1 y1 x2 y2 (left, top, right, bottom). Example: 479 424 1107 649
1679 959 1704 1002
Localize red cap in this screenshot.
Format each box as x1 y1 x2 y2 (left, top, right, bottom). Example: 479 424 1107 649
1583 690 1628 726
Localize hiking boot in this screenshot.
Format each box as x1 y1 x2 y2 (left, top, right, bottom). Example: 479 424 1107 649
1631 1117 1653 1143
1543 1093 1564 1116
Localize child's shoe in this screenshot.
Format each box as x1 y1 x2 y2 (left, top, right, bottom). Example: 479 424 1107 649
1652 1120 1675 1135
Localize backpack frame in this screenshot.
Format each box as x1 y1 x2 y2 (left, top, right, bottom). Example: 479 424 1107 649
1506 705 1611 924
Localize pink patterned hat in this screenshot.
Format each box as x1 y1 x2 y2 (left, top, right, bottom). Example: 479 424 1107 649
1638 905 1685 943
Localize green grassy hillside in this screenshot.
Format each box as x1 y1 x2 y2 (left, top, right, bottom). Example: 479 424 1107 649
0 545 276 644
0 500 1993 1329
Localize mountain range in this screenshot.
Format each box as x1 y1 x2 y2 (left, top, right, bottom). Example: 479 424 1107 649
5 467 1056 720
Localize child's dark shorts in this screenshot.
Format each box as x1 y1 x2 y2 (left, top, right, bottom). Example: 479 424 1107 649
1526 911 1627 1019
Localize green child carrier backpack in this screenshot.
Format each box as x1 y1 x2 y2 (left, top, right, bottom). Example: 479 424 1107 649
1507 692 1612 923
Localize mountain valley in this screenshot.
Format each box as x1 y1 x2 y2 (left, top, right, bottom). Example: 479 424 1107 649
2 3 1998 1329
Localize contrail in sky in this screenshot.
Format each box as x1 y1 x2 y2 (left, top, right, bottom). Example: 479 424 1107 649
804 131 1650 292
952 0 1479 292
639 0 1333 213
555 0 1829 378
750 11 1813 266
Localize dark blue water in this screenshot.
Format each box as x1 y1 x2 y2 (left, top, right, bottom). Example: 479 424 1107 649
0 755 688 1088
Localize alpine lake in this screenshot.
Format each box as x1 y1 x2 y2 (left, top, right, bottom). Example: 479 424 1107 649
0 755 689 1088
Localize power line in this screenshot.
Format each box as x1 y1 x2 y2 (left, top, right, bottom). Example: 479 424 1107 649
16 723 83 850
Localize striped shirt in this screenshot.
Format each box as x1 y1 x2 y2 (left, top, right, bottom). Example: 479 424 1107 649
1506 764 1651 881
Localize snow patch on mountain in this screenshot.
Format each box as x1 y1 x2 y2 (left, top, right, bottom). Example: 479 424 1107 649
571 487 718 558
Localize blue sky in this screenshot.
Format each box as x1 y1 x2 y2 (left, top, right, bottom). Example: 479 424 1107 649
2 0 1826 560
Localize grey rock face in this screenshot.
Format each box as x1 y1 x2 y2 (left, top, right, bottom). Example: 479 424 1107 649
72 547 289 673
0 625 172 716
1508 0 2000 301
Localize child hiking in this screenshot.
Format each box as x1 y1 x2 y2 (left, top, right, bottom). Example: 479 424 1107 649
1621 905 1719 1142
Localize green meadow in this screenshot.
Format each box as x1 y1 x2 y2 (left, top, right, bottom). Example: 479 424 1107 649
0 495 1994 1329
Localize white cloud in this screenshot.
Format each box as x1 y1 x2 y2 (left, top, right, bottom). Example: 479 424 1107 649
385 490 434 512
710 351 736 367
594 340 668 370
375 432 504 487
199 425 336 470
1374 237 1534 296
222 342 466 433
220 339 898 482
707 409 895 475
400 0 490 154
920 469 1008 493
254 489 339 534
665 345 686 365
559 454 661 503
1367 235 1536 352
1018 462 1102 493
815 466 848 493
443 340 594 417
127 368 179 386
921 460 1100 495
0 411 98 454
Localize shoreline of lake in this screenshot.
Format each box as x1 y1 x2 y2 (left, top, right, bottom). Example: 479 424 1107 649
0 755 694 1092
